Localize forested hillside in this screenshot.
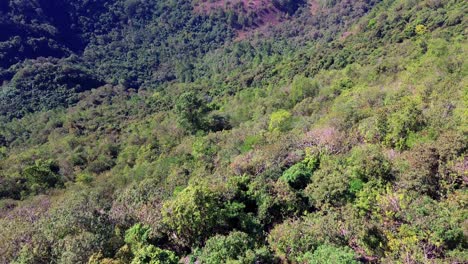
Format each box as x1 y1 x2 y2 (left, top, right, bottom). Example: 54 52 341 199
0 0 466 263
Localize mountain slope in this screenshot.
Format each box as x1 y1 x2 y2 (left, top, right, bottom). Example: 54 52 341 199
0 0 466 263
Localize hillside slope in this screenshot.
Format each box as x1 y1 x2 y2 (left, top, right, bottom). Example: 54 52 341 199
0 0 466 263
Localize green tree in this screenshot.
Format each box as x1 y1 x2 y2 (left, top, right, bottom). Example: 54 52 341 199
384 98 424 150
161 185 225 247
125 224 178 264
280 154 319 189
197 231 254 263
269 110 292 132
174 91 208 133
304 156 349 208
131 245 178 264
300 244 358 264
23 159 61 195
290 75 319 104
346 144 392 183
268 218 319 262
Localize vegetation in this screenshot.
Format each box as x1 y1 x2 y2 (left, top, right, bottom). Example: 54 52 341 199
0 0 466 263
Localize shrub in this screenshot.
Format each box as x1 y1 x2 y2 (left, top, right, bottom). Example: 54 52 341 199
174 91 208 133
290 75 319 104
192 136 217 161
415 24 428 35
125 223 151 248
161 185 225 247
398 143 440 198
246 176 304 225
269 110 292 132
268 218 319 262
304 156 349 208
124 224 178 264
346 144 392 182
384 98 424 150
88 156 114 174
110 179 168 237
330 78 354 96
23 159 62 195
131 245 178 264
75 172 94 184
436 131 466 162
300 244 358 264
196 231 254 263
280 154 319 189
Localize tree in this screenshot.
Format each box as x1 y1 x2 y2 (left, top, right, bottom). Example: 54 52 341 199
161 185 225 247
304 156 349 208
346 144 392 183
174 91 208 133
272 0 304 14
269 110 292 132
125 0 141 17
290 75 319 104
196 231 254 263
300 244 358 264
0 135 6 147
384 98 424 150
124 224 179 264
280 154 319 189
398 143 440 198
131 245 178 264
268 218 319 262
23 159 61 195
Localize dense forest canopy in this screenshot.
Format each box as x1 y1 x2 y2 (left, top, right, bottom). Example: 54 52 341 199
0 0 466 263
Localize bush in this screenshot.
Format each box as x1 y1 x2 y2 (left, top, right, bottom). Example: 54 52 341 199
300 244 358 264
1 59 103 120
125 224 178 264
110 179 168 237
161 185 225 247
125 223 151 248
415 24 428 35
268 218 319 262
384 98 424 150
346 144 392 182
280 154 319 189
131 245 178 264
269 110 292 132
398 143 440 198
75 172 94 184
196 231 254 263
290 75 319 104
304 156 349 208
23 159 62 195
174 91 208 133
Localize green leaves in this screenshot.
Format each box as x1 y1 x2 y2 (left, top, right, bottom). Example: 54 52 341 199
131 245 178 264
161 185 225 247
384 97 425 150
1 59 103 120
290 75 319 104
268 109 292 132
125 223 151 247
280 154 319 189
124 224 179 264
300 244 358 264
195 231 254 264
23 159 61 195
174 91 208 133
